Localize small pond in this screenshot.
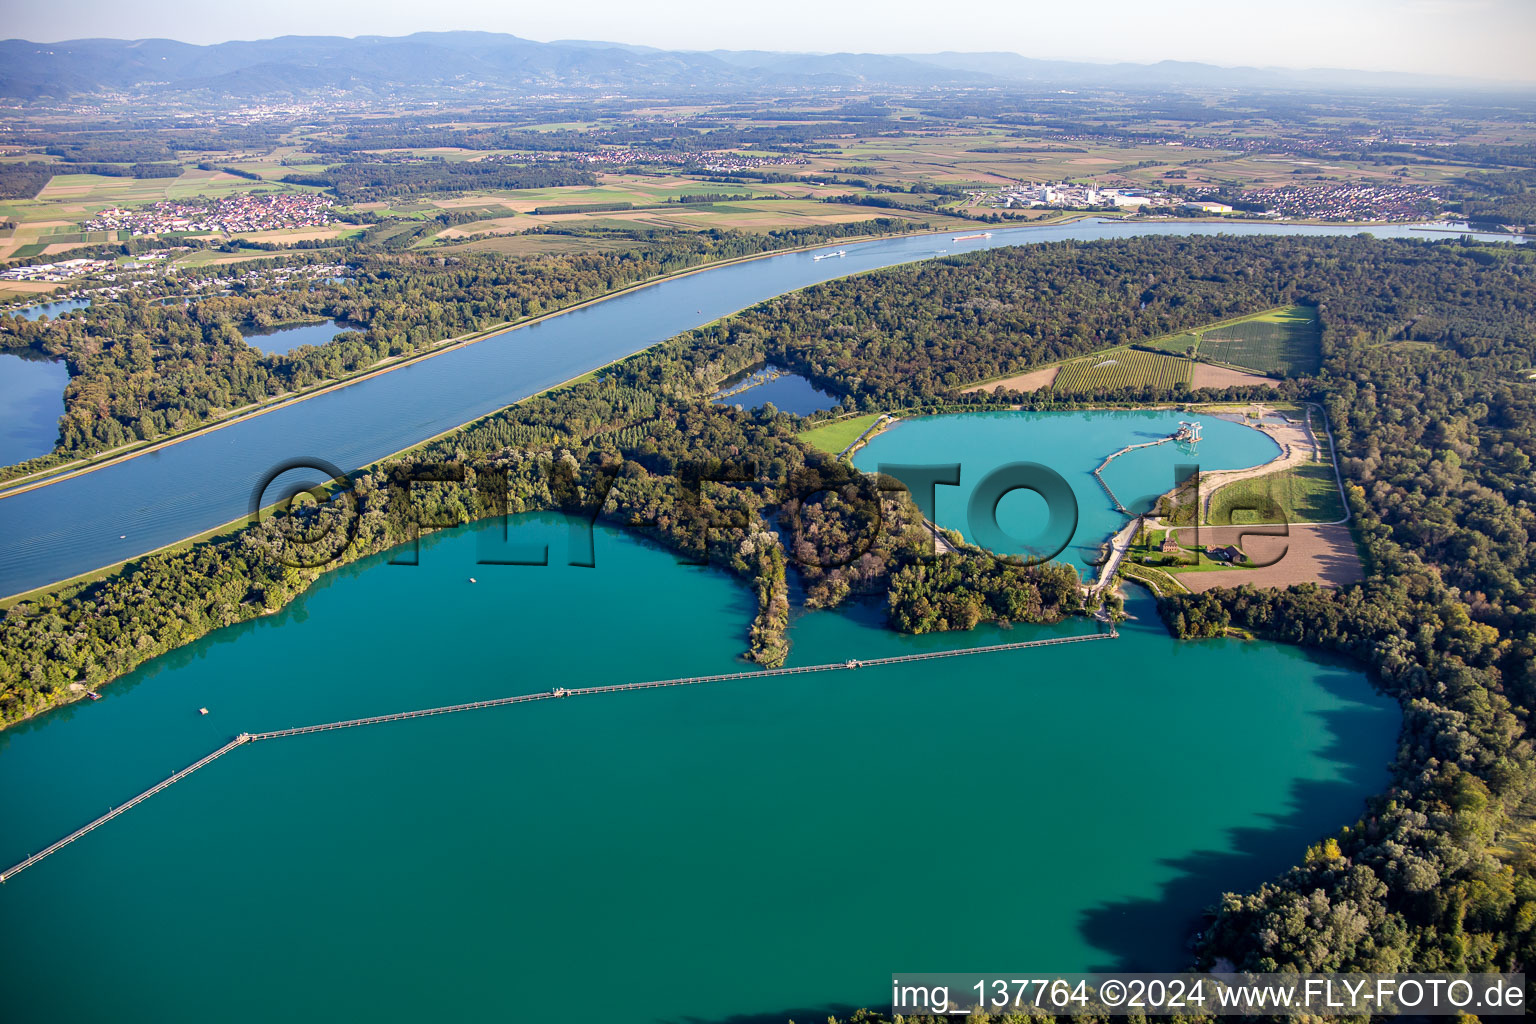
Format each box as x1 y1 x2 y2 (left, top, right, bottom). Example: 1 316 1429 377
241 318 353 356
711 363 841 416
11 298 90 321
0 349 68 466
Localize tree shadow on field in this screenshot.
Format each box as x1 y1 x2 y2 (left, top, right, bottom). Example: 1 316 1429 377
1078 666 1398 970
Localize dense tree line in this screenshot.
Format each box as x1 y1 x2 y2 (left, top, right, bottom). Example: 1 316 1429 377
0 160 181 199
303 125 723 155
1460 168 1536 228
297 118 897 158
280 161 598 202
44 141 178 163
888 556 1085 632
0 219 920 465
701 236 1349 406
0 275 1081 722
0 163 54 199
1153 239 1536 974
5 233 1536 983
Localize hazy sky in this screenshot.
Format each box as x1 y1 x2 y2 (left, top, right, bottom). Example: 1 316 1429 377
7 0 1535 82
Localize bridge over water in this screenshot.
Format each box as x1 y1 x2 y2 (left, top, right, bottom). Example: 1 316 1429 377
1090 424 1199 516
1 626 1115 883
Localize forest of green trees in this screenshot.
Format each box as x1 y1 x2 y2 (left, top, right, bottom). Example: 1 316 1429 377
278 161 597 202
0 267 1098 715
1155 240 1536 976
3 232 1535 982
0 218 922 478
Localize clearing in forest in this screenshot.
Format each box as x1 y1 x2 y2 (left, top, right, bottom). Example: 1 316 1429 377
1196 305 1322 376
797 413 882 454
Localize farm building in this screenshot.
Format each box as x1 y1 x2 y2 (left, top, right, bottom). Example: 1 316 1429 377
1209 544 1247 563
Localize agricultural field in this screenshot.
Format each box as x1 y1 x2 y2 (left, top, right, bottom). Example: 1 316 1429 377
437 232 643 257
1174 523 1363 591
1197 305 1322 376
212 145 326 179
34 168 294 205
229 225 365 245
431 197 961 243
1139 331 1202 355
0 279 65 300
473 173 814 212
1050 347 1192 392
168 247 280 268
0 168 318 260
1110 151 1490 193
797 414 883 455
828 134 1230 190
328 170 975 244
238 128 1233 209
1207 461 1346 525
962 307 1318 396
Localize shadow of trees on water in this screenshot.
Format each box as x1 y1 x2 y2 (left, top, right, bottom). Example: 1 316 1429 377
1079 666 1398 970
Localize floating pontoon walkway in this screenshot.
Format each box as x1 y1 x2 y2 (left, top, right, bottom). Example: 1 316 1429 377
0 733 253 884
1091 423 1201 516
1 626 1115 884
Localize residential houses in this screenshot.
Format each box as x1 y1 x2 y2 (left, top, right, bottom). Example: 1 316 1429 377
85 192 336 236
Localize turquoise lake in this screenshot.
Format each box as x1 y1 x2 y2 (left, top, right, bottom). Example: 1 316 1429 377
0 511 1397 1023
3 218 1521 596
855 410 1280 574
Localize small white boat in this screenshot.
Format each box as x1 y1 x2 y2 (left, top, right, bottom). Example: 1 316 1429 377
199 707 209 716
812 250 847 261
468 577 477 583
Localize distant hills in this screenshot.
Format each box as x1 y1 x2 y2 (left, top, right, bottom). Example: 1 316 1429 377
0 31 1521 102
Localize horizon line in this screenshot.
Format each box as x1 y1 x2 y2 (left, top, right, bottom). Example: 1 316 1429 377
4 31 1535 89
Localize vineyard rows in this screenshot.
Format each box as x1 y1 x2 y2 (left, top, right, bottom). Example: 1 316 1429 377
1051 348 1192 392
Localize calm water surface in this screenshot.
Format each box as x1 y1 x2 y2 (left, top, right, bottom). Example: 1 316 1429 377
855 410 1279 573
240 318 350 355
713 363 842 416
0 350 68 466
10 297 90 321
0 513 1397 1023
1 219 1522 596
